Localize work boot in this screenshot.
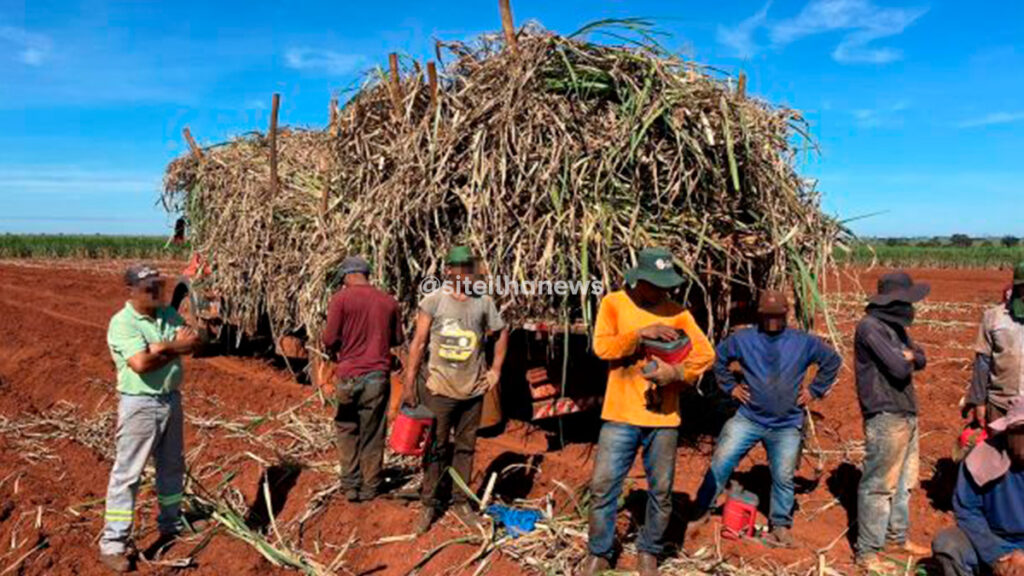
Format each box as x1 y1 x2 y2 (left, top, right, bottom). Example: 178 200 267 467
451 502 482 530
415 506 439 535
885 540 930 556
575 555 611 576
358 485 380 502
99 553 131 573
765 526 796 549
637 552 660 576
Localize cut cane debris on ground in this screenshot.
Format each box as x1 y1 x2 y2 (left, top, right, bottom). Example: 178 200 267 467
0 261 1009 574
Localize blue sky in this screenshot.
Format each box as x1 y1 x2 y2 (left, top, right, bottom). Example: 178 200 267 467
1 0 1021 237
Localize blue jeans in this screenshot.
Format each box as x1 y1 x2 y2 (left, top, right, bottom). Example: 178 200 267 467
587 422 678 559
856 413 919 557
694 413 802 528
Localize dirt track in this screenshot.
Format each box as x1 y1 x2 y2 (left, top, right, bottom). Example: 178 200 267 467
0 260 1014 575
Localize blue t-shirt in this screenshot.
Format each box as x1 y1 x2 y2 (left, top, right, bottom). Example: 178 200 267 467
714 327 841 428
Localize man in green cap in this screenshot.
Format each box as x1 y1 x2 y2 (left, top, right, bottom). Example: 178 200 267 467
402 245 509 534
578 247 715 576
966 262 1024 426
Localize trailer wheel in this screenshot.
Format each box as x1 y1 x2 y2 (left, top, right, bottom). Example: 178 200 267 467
171 282 191 313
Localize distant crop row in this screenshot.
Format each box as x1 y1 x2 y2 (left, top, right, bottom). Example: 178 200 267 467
0 235 189 260
838 244 1024 269
2 235 1020 269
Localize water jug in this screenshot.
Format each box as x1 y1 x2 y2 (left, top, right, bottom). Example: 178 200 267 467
721 485 759 540
389 405 434 457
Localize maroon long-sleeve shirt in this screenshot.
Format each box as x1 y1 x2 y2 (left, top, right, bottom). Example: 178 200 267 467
322 284 403 380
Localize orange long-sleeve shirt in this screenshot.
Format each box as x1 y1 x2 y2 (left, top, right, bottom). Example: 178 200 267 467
593 290 716 427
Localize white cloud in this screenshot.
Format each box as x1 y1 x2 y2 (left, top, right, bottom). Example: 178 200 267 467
716 3 771 59
0 167 156 194
957 111 1024 129
0 25 52 66
851 108 880 126
284 48 363 75
718 0 927 64
851 100 909 128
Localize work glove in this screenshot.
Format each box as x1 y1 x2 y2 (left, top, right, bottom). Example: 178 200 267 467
643 357 679 387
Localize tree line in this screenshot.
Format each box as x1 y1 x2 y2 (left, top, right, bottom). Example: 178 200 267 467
879 235 1020 248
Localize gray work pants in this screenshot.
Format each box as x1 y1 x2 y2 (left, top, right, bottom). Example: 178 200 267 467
100 392 185 556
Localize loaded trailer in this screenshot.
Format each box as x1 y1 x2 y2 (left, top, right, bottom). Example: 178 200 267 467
168 253 605 424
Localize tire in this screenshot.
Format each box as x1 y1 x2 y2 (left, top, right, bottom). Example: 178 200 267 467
171 282 191 312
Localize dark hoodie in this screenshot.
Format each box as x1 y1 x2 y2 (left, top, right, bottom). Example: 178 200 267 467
854 303 927 417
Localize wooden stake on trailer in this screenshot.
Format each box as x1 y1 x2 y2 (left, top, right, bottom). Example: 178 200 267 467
182 127 203 161
498 0 518 55
329 96 339 137
323 97 336 215
269 93 280 195
388 53 404 121
737 71 747 99
427 61 438 110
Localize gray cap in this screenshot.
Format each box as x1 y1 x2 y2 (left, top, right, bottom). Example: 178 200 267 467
124 264 160 286
339 256 370 277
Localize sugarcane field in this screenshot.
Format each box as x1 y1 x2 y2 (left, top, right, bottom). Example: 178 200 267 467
2 1 1023 575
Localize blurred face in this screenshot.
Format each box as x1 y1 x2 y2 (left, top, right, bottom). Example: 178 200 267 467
1008 426 1024 467
759 313 787 334
130 278 164 310
447 263 476 290
633 280 668 305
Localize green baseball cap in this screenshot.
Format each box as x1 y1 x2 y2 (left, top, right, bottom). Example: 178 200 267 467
446 245 475 266
1014 261 1024 286
625 247 685 289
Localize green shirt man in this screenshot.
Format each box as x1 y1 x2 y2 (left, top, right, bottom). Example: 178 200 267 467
107 302 186 395
100 264 201 571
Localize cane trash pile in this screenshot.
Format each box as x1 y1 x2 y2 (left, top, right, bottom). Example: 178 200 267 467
163 21 843 347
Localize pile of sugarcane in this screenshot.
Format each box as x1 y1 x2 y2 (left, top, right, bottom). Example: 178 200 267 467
163 16 844 348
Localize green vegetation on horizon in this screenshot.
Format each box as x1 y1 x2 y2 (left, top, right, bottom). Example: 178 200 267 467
0 234 188 259
2 234 1020 269
839 243 1024 269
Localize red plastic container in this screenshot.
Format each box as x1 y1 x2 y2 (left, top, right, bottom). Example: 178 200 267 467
959 426 988 450
721 488 759 540
389 406 434 457
642 335 693 364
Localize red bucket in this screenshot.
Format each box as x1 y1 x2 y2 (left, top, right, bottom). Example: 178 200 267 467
721 488 758 540
389 406 434 457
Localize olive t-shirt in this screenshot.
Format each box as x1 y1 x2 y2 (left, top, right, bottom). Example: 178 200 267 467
419 291 506 399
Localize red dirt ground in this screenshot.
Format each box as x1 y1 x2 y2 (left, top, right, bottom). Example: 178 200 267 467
0 261 1013 575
